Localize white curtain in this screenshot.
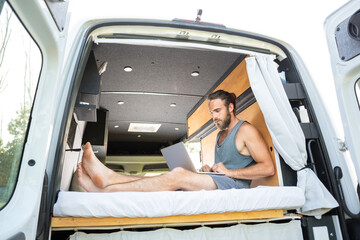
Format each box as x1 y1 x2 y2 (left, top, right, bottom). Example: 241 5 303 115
246 55 338 217
70 220 303 240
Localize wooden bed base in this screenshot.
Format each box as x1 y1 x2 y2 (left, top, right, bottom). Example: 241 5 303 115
51 209 284 228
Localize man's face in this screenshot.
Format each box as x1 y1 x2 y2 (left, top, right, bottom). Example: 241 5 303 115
208 99 232 130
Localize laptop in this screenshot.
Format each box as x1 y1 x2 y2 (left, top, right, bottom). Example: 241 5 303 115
160 142 224 175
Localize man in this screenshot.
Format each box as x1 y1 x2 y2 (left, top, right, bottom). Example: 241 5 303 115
77 90 274 192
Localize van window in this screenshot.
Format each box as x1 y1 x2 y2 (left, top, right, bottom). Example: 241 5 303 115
0 2 42 209
185 141 201 170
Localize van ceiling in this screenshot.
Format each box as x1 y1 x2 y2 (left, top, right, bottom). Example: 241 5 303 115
92 43 244 154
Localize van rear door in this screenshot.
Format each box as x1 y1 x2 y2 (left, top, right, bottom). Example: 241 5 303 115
325 0 360 215
0 0 69 239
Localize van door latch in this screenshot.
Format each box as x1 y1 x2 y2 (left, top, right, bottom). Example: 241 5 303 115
337 139 348 152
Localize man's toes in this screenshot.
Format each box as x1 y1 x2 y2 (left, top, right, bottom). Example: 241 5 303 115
83 142 92 150
78 163 85 178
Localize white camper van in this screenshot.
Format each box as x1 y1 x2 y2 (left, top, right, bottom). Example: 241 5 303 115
0 0 360 239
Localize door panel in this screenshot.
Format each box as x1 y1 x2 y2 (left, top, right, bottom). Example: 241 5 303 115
325 0 360 214
0 0 69 239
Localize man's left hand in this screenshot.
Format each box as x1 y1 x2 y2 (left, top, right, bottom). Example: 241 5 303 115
211 162 229 175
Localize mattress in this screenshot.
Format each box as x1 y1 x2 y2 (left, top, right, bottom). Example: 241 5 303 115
53 186 305 218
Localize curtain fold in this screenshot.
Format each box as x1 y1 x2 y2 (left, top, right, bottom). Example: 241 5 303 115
245 55 338 217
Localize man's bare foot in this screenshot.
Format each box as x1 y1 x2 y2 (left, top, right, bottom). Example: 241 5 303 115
81 142 114 188
81 142 146 187
77 163 102 192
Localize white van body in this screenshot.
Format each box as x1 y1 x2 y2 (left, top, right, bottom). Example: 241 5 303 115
0 0 360 239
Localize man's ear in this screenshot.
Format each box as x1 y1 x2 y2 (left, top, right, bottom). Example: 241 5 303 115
228 103 234 113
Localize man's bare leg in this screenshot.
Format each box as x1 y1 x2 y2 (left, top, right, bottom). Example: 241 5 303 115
80 167 218 192
81 142 144 188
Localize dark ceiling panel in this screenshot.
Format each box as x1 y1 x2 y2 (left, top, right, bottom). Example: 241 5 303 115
100 93 201 123
92 42 242 148
93 43 241 96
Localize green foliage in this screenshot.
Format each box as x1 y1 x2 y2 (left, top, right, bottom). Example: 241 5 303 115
0 103 29 187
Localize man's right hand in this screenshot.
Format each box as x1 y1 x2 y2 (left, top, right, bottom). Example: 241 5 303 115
200 164 212 172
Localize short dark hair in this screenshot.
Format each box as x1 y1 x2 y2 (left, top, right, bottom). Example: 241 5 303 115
207 90 236 114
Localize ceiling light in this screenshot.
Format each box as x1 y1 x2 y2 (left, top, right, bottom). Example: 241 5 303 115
124 66 133 72
118 101 125 105
137 135 141 138
191 71 199 77
170 103 176 107
175 127 179 131
114 125 119 128
128 123 161 133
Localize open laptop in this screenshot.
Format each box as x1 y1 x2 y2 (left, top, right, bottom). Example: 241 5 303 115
160 142 224 175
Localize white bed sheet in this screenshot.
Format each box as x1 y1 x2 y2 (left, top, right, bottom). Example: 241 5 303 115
53 186 305 218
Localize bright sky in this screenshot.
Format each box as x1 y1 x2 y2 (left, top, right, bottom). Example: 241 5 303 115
69 0 348 134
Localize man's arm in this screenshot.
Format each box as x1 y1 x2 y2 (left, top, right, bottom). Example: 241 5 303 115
212 122 275 179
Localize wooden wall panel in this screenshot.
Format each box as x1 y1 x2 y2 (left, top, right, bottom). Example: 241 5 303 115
201 130 219 167
237 103 279 187
187 59 250 137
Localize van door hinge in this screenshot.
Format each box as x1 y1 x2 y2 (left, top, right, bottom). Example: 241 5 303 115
337 139 348 152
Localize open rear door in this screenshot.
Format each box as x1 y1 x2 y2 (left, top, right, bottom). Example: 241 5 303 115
0 0 69 239
325 0 360 216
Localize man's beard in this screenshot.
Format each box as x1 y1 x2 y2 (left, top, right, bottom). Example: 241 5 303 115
215 111 231 130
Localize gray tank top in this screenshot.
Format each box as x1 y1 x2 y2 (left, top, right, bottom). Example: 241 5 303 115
215 120 255 170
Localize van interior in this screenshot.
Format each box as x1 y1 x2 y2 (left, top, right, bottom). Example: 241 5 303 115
48 23 340 239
